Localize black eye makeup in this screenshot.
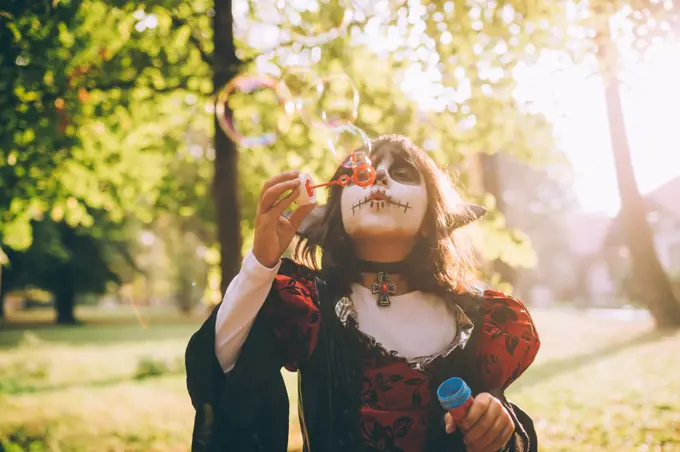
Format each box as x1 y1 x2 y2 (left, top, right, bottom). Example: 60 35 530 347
366 152 421 184
388 163 419 182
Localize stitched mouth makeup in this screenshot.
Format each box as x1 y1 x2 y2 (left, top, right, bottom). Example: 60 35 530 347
351 189 412 215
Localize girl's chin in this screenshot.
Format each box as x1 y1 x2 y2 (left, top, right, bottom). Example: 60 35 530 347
345 224 419 239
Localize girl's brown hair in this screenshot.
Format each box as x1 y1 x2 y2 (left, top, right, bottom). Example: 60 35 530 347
294 134 477 297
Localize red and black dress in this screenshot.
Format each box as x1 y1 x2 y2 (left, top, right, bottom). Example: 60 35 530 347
186 259 540 452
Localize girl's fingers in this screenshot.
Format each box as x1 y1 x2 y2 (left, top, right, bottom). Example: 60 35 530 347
260 179 301 213
260 171 299 200
444 412 457 434
270 185 302 217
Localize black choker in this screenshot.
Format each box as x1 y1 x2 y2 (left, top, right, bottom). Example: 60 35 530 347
357 259 409 308
356 259 409 274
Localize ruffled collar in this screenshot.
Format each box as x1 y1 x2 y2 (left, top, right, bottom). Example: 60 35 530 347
334 293 474 372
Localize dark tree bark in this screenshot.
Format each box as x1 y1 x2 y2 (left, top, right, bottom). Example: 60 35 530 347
55 267 78 325
597 26 680 328
212 0 243 294
177 278 194 314
0 266 5 324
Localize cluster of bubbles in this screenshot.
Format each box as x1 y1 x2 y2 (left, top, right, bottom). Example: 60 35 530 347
211 0 409 163
215 68 371 161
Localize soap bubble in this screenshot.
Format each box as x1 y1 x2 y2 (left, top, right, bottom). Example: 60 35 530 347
279 0 354 46
341 149 371 168
308 125 375 189
215 75 293 148
313 73 360 128
280 66 320 115
331 126 375 188
328 123 372 158
295 73 359 129
342 149 375 187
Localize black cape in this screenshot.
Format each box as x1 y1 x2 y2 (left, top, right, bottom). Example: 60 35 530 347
185 276 538 452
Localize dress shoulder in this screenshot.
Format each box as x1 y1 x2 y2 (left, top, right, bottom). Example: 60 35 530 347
474 290 540 390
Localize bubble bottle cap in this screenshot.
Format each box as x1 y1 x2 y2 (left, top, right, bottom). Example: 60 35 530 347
296 173 317 206
437 377 472 411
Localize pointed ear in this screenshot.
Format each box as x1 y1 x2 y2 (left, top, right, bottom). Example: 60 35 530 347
446 203 486 234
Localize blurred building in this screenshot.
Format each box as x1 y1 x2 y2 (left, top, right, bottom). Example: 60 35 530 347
561 213 616 307
522 176 680 308
475 152 582 306
475 151 680 308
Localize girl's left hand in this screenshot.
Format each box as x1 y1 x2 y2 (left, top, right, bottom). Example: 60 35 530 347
444 392 514 452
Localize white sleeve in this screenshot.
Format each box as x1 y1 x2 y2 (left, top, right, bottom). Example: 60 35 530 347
214 250 282 373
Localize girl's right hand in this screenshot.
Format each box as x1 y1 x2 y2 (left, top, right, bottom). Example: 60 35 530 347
252 170 316 269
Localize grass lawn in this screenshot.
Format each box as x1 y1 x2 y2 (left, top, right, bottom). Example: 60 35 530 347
1 306 679 451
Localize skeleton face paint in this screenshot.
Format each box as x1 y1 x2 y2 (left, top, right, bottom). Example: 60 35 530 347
340 153 428 238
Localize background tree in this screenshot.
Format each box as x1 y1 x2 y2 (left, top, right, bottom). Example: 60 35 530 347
1 0 578 319
212 0 242 294
572 0 680 327
1 1 83 251
224 0 567 284
0 247 7 320
0 213 136 324
0 0 214 320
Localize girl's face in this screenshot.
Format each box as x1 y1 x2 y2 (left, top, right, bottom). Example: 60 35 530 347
340 152 428 239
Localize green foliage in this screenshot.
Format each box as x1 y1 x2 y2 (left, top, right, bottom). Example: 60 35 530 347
1 0 218 315
0 333 50 394
231 1 567 269
1 214 135 310
133 355 183 379
0 362 49 396
1 0 586 300
0 1 82 250
0 0 213 250
0 429 48 452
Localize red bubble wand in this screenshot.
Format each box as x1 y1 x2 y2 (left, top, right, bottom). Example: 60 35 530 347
302 152 376 197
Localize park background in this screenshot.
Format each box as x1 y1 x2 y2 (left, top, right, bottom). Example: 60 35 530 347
2 0 680 450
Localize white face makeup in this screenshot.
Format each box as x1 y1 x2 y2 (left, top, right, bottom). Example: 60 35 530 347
340 153 428 238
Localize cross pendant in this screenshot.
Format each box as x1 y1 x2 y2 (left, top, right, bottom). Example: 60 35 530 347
371 272 396 307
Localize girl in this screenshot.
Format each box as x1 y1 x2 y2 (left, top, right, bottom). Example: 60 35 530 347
185 135 540 452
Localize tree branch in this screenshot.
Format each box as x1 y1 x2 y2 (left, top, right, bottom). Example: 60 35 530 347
170 15 213 66
111 240 147 277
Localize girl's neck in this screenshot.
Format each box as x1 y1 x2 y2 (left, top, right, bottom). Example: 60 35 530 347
350 236 417 263
356 272 412 296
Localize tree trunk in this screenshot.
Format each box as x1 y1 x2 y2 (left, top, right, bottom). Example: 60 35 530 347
177 278 194 314
480 153 518 286
0 264 4 320
597 29 680 328
56 294 77 324
0 266 5 325
213 0 243 295
55 268 78 324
